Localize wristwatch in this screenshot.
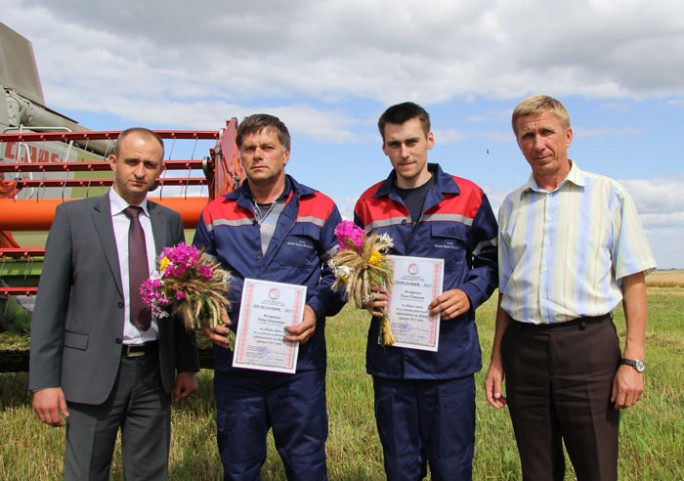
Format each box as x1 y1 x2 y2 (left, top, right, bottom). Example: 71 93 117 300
620 358 646 373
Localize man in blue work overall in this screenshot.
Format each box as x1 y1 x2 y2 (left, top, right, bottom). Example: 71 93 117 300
194 114 345 481
355 102 498 481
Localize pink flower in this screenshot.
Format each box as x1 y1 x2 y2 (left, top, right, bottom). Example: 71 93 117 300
138 242 231 324
334 220 364 251
140 278 170 317
197 264 213 281
160 242 201 278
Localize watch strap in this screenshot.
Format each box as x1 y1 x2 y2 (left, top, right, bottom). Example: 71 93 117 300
620 358 645 372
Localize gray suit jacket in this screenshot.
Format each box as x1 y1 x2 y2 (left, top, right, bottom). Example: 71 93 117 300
29 194 199 405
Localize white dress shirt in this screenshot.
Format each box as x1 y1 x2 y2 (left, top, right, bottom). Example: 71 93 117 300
109 189 159 344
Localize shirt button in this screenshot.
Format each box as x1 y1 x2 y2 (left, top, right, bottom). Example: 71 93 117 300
255 254 262 260
115 338 122 345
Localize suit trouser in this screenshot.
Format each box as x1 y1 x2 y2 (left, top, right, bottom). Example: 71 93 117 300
64 350 171 481
214 369 328 481
372 375 476 481
501 315 620 481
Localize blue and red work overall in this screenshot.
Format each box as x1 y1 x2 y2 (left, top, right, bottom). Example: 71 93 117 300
193 175 345 481
354 163 498 481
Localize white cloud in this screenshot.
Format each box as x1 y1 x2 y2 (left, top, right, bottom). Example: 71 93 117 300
433 129 465 144
574 126 641 138
5 0 684 123
336 196 360 221
621 177 684 215
3 0 683 266
640 212 684 228
613 178 684 268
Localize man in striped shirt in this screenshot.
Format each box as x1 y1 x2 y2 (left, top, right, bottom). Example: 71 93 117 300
485 95 656 481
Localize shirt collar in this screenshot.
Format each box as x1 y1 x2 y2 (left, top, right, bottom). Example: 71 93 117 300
230 175 297 201
522 160 585 195
109 188 150 216
243 176 292 203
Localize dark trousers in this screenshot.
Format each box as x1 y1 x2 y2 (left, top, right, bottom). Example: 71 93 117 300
64 351 170 481
501 316 621 481
372 376 476 481
214 369 328 481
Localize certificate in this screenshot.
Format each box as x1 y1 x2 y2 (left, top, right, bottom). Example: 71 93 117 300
386 255 444 351
232 278 307 374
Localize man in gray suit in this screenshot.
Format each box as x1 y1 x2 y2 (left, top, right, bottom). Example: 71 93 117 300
29 128 199 480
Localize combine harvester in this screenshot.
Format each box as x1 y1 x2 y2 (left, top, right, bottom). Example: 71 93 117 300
0 22 244 370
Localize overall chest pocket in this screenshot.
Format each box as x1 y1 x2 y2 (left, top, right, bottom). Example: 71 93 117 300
430 223 467 269
276 223 320 268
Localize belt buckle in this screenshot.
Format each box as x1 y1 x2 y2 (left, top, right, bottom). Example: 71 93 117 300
124 344 146 358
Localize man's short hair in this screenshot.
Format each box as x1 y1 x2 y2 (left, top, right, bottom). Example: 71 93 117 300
512 95 571 135
114 127 164 158
378 102 431 140
236 114 291 151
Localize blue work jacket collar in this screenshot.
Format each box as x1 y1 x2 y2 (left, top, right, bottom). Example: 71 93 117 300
374 163 460 211
224 175 316 211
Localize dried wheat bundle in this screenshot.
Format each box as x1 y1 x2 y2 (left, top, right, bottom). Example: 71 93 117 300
329 222 396 346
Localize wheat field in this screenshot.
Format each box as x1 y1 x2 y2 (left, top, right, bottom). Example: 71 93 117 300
1 281 683 480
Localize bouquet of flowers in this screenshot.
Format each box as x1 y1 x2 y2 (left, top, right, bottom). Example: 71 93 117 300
140 243 235 349
328 220 396 346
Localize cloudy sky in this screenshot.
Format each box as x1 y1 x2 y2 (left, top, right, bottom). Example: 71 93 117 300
3 0 683 267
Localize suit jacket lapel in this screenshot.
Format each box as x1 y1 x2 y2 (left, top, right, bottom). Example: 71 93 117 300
148 201 168 256
148 201 170 337
92 194 124 297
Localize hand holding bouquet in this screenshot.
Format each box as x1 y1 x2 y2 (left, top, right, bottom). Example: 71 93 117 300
140 243 235 349
328 221 396 346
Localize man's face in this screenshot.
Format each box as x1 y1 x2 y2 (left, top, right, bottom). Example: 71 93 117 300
515 111 573 181
382 117 434 189
108 132 163 205
239 128 290 187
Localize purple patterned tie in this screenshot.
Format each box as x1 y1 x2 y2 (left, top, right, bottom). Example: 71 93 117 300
124 206 151 330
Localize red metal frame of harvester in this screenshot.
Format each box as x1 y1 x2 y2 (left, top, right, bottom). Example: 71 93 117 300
0 119 243 298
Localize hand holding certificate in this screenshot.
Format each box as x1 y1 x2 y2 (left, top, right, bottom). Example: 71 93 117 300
386 255 444 351
232 278 307 374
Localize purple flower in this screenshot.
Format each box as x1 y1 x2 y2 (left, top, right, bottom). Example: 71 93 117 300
175 290 186 301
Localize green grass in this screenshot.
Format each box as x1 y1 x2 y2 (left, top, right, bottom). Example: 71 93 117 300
1 287 683 480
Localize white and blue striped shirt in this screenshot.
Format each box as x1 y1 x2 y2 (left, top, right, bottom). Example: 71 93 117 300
498 161 656 324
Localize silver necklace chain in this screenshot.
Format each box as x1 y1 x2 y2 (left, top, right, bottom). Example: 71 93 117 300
254 201 277 225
